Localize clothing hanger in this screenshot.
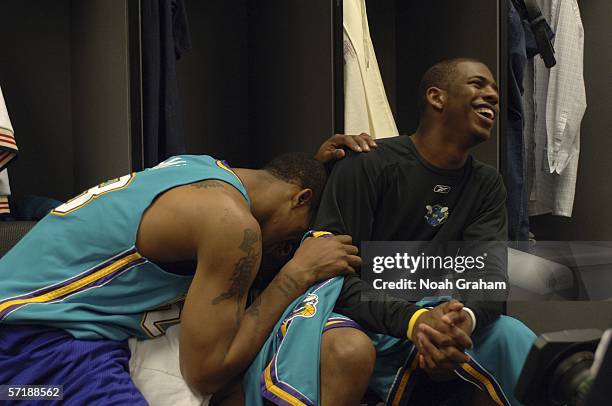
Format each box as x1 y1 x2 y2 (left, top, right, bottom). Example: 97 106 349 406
511 0 557 68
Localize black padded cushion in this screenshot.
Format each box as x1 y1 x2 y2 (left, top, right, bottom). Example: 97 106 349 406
0 221 36 257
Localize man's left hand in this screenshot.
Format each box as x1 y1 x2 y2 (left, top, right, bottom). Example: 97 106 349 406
314 133 377 163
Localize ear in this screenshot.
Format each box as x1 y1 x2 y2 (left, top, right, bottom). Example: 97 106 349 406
292 188 313 208
426 87 445 111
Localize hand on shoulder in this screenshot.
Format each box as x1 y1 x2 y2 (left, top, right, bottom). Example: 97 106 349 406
314 133 377 163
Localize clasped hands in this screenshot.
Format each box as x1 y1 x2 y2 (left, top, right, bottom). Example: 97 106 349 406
411 300 474 380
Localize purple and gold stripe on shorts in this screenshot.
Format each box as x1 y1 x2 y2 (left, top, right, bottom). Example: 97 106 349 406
261 354 314 406
455 359 510 406
388 348 419 406
0 247 146 321
388 351 509 406
323 317 363 333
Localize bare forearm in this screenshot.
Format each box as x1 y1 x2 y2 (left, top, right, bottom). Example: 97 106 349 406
228 272 302 359
194 271 306 393
184 233 359 395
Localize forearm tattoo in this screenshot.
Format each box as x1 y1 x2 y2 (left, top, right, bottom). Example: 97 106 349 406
274 273 300 299
212 229 260 323
245 295 262 318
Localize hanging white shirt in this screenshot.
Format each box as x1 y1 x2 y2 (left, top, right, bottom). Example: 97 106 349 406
343 0 398 139
524 0 586 217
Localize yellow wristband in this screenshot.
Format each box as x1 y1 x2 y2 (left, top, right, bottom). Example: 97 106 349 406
407 308 429 341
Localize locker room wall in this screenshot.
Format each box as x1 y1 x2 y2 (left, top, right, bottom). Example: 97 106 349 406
366 0 500 168
71 0 132 193
0 0 131 202
246 0 336 168
177 0 251 168
178 0 336 169
0 0 74 201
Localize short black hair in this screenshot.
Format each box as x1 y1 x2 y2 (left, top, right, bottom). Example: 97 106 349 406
263 152 327 208
417 57 483 113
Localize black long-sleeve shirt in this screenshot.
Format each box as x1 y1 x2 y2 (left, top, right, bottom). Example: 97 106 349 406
313 135 507 338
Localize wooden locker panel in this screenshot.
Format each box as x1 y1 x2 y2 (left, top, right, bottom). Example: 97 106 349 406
248 0 335 167
177 0 251 168
71 0 132 192
178 0 336 168
0 0 131 201
0 0 75 201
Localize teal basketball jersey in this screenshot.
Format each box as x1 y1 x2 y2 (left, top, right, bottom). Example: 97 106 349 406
0 155 250 340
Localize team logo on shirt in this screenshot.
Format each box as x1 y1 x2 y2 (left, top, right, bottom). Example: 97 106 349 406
433 185 451 194
152 157 187 170
425 204 449 227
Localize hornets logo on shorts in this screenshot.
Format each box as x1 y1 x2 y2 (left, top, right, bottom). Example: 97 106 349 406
424 204 449 227
290 293 319 319
279 293 319 337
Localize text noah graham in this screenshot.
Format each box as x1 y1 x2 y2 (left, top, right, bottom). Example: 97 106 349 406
372 278 507 290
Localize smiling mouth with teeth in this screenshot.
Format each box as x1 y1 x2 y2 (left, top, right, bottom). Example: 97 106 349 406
475 107 495 121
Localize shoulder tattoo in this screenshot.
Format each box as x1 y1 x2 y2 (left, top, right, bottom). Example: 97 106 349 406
189 180 226 190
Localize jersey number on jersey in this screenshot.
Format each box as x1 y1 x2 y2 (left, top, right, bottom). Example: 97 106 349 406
51 174 135 215
141 302 183 337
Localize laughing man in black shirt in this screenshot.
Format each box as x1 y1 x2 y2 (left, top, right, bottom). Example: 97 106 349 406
314 58 536 405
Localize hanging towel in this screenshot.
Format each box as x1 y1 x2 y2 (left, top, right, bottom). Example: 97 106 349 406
343 0 398 139
524 0 586 217
0 85 18 214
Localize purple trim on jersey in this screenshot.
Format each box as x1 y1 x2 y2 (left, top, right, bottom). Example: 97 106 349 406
0 247 144 321
92 257 147 287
